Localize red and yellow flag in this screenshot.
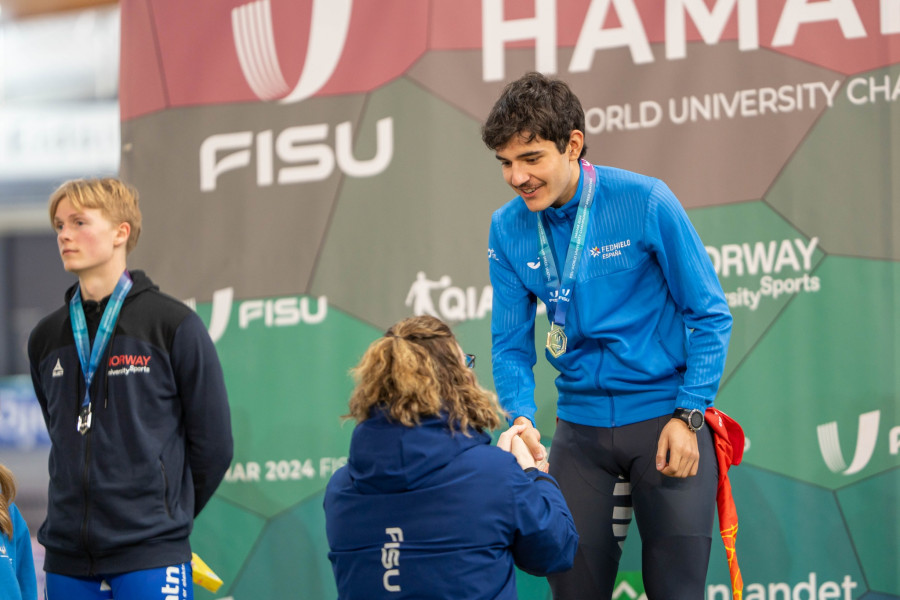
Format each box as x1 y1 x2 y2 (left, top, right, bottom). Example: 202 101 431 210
706 407 745 600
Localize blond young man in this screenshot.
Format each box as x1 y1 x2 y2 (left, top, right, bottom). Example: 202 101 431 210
28 178 232 600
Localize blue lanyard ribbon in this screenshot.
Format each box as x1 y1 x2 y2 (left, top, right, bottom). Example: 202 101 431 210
70 271 133 414
536 159 597 328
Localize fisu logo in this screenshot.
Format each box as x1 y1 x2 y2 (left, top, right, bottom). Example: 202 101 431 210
231 0 352 103
381 527 404 592
816 410 880 475
187 288 328 343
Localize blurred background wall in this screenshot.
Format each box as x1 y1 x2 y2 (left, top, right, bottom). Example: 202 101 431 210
0 1 118 593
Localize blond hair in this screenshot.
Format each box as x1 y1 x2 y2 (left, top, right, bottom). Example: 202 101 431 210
347 316 503 433
49 178 143 254
0 464 17 538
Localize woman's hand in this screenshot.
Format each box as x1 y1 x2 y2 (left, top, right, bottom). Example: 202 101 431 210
497 423 537 470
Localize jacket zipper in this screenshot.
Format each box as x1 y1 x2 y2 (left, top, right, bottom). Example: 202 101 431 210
592 357 616 427
80 301 116 576
78 375 96 574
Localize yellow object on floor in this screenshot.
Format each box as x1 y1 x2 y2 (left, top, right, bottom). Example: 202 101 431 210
192 552 224 593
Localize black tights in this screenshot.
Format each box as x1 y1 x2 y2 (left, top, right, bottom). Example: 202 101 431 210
547 416 718 599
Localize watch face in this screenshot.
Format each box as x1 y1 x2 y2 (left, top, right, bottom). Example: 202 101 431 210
689 410 704 429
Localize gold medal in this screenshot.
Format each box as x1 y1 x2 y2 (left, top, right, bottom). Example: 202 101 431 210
546 324 567 358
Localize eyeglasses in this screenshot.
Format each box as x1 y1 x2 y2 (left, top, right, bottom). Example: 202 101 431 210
464 353 476 369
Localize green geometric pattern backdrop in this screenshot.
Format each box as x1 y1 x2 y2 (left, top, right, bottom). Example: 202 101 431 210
118 1 899 598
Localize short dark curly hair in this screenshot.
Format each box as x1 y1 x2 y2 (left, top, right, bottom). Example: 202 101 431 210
482 72 587 158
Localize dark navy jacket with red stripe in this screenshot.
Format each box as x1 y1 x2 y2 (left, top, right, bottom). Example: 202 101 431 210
28 270 233 576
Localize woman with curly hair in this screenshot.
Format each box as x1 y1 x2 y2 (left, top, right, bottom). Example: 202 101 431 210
324 315 578 600
0 464 37 600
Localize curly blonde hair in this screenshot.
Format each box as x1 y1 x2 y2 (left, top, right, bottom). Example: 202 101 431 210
347 316 503 433
0 464 17 538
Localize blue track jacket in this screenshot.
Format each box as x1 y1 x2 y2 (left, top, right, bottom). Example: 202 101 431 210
0 503 37 600
324 411 578 599
489 165 732 427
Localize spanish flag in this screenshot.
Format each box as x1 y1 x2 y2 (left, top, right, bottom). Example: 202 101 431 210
706 407 745 600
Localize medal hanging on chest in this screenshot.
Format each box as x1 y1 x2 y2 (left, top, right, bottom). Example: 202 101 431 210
536 159 597 359
546 323 567 358
70 271 132 434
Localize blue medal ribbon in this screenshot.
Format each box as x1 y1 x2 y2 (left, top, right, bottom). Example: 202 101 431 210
69 270 133 434
536 159 598 332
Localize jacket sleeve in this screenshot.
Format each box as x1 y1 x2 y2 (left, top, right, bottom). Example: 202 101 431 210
489 212 539 424
170 312 234 516
27 331 51 427
644 180 733 409
509 468 579 576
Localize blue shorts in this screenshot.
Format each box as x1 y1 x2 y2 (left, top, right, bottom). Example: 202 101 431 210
45 563 193 600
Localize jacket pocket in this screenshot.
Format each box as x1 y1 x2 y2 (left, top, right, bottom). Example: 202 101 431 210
159 459 174 519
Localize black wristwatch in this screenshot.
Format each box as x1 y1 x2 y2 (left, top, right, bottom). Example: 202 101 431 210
673 408 704 432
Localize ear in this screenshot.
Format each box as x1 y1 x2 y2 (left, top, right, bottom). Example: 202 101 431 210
113 222 131 249
567 130 585 160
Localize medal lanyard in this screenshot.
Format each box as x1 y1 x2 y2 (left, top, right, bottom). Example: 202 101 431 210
70 271 132 421
536 159 597 329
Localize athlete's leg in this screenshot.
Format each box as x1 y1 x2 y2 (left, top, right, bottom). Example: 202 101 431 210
627 416 718 600
106 563 193 600
45 573 114 600
547 420 633 600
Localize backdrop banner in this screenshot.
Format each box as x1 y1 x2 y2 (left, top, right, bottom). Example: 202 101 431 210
119 1 899 598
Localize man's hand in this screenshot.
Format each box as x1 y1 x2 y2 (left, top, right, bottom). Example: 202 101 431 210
656 418 700 478
513 416 548 472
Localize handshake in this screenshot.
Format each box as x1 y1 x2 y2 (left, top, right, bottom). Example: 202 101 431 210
497 421 550 472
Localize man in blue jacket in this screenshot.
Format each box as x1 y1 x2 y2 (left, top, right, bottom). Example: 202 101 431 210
28 178 233 600
482 72 733 599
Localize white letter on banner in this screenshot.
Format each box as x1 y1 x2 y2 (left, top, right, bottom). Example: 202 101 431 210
705 246 721 275
239 300 264 329
665 0 759 60
794 237 818 271
570 0 653 69
335 118 394 178
276 124 334 184
772 0 866 47
884 0 900 34
200 132 252 192
482 0 557 82
299 297 328 325
256 130 274 187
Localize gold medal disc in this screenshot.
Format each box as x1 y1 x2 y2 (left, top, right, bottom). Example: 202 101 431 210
546 324 567 358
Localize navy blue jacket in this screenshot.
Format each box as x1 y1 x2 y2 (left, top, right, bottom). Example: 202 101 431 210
324 411 578 599
28 270 233 576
